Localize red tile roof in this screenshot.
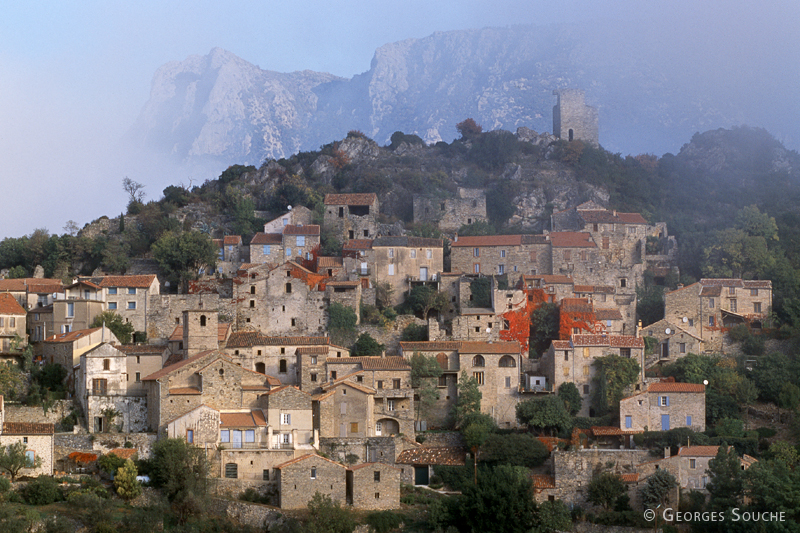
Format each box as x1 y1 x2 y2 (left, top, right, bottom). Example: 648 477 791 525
561 298 593 314
451 235 524 247
551 340 571 350
141 350 217 381
353 356 411 371
283 224 320 236
343 239 373 250
220 411 267 428
648 382 705 393
3 422 54 435
531 474 556 489
743 280 772 289
324 193 377 206
317 256 343 268
0 279 27 292
45 327 102 344
0 293 27 316
549 232 596 248
108 448 138 460
223 235 242 245
678 446 722 457
620 473 640 483
700 278 744 288
83 275 157 288
571 334 644 348
250 233 283 245
595 309 623 320
396 446 467 466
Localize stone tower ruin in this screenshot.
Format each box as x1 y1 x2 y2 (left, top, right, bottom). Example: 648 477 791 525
182 308 218 357
552 89 599 146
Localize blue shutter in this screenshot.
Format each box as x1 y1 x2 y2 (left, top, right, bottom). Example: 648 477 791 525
686 415 692 426
665 396 670 406
625 416 632 429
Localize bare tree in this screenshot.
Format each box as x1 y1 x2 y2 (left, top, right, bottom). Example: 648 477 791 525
122 177 146 204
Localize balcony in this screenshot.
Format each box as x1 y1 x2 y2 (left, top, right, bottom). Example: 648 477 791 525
518 383 553 394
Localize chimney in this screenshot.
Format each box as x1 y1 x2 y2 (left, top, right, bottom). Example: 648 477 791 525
677 283 684 289
664 447 670 459
613 210 617 217
381 350 385 358
454 233 458 242
636 320 641 338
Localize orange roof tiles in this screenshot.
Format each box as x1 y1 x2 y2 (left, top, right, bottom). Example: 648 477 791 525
561 298 593 314
532 474 556 489
552 340 571 350
83 275 157 288
220 411 267 428
620 473 640 483
743 280 772 289
3 422 54 435
0 293 27 316
317 256 343 268
45 327 102 344
678 446 722 457
223 235 242 245
648 382 705 393
595 309 623 320
549 231 596 248
0 279 27 291
324 193 377 206
343 239 373 250
108 448 138 460
250 233 283 245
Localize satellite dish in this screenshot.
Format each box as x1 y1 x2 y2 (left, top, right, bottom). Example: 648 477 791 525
703 380 709 386
665 328 672 335
287 205 292 211
682 317 688 323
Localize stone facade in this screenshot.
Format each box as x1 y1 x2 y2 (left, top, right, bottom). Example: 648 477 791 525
0 293 28 351
43 326 119 376
347 462 401 510
450 234 551 276
552 89 599 146
317 382 375 439
0 397 54 477
641 319 704 366
663 279 773 352
323 193 379 242
413 188 487 232
276 453 347 509
52 299 104 337
77 275 161 333
371 237 444 307
263 206 313 234
620 382 706 432
213 235 246 277
145 293 231 344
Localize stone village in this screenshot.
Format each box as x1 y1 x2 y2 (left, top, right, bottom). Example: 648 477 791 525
0 91 771 514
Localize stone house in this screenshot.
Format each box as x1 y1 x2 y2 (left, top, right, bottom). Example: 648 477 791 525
347 462 401 509
325 281 362 323
341 239 375 292
248 233 283 264
264 262 327 336
395 446 467 485
323 356 415 437
0 397 54 477
620 381 706 432
142 350 280 434
52 298 104 336
0 293 28 351
399 341 461 428
167 320 232 359
517 274 574 304
315 381 376 439
263 206 313 234
282 225 321 264
317 256 345 279
27 305 53 346
43 326 120 378
412 188 487 232
275 453 348 509
663 279 773 352
76 342 147 433
213 235 245 276
541 334 645 417
0 278 64 311
77 275 160 333
323 193 379 241
641 318 704 365
552 88 598 146
116 344 167 394
450 234 551 276
371 236 444 307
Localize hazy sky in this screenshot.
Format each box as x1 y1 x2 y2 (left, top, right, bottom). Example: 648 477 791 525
0 1 797 239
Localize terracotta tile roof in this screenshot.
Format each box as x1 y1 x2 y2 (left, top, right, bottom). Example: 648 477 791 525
162 352 184 367
223 235 242 245
571 334 644 348
69 452 98 463
590 426 641 436
579 210 648 225
349 462 400 472
141 350 217 381
83 275 157 288
552 340 572 350
373 236 443 248
0 279 27 291
275 453 347 470
399 341 461 352
396 446 467 466
531 474 556 489
220 411 261 427
283 224 320 236
621 473 640 483
3 422 54 435
45 327 102 344
108 448 138 460
699 278 745 288
226 332 329 349
699 286 722 297
26 282 64 294
297 346 330 355
678 446 722 457
549 232 596 248
354 356 411 370
250 232 283 245
168 323 230 343
241 384 273 391
116 344 165 355
317 256 343 268
595 309 623 320
0 293 27 316
648 382 705 393
536 437 568 452
459 341 521 354
343 239 373 250
561 298 593 314
168 387 201 395
459 307 494 316
743 280 772 289
324 193 377 206
451 235 523 247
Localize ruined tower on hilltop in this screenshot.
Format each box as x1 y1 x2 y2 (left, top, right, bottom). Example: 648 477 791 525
553 89 599 147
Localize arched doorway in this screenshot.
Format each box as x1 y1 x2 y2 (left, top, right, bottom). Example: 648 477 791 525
375 418 400 436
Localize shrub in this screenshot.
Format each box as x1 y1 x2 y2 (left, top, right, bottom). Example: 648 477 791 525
352 333 384 356
400 323 428 342
756 427 777 439
23 475 63 505
365 510 403 533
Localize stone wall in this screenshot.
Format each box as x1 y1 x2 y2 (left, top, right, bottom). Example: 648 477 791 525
146 294 228 343
207 497 284 529
552 89 599 146
320 436 401 465
418 431 464 447
359 315 426 356
4 400 73 425
278 456 347 509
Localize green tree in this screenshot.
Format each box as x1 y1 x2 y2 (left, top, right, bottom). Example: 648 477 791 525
410 353 442 423
468 277 492 308
403 285 448 320
456 221 497 236
148 438 209 518
306 492 356 533
0 441 42 481
98 453 126 475
515 396 572 436
531 499 572 533
587 472 626 511
90 310 135 345
352 333 384 356
455 465 536 533
557 382 583 416
530 303 559 357
452 374 482 428
480 433 550 468
706 445 745 513
639 468 677 510
778 382 800 410
151 230 217 292
751 352 793 404
114 459 142 501
0 361 26 400
592 354 640 416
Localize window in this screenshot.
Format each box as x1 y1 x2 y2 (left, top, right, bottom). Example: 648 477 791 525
473 248 480 257
583 384 590 394
472 355 485 367
410 249 416 258
474 263 480 274
374 471 381 482
249 300 255 308
286 247 292 256
387 400 395 411
426 249 432 259
388 264 395 276
92 379 107 395
377 380 383 389
187 429 194 443
728 286 736 295
331 371 337 380
388 248 394 258
128 288 136 295
659 396 670 406
686 415 693 426
127 301 136 309
620 347 631 358
688 318 694 327
282 433 291 444
310 373 317 382
564 352 569 361
438 375 447 387
135 372 141 382
338 207 344 218
297 236 305 247
281 413 291 425
619 278 627 288
750 288 759 296
279 360 287 373
350 422 359 433
25 450 35 464
680 343 686 354
730 299 737 312
583 366 589 376
473 372 484 385
498 264 505 274
67 302 74 317
108 287 117 295
754 302 762 313
393 378 400 389
602 236 610 249
225 463 238 479
563 367 569 376
709 316 715 327
500 250 506 258
563 250 571 261
263 245 271 255
245 430 255 443
285 283 292 293
108 302 117 310
499 355 516 367
103 359 110 370
263 469 270 481
220 430 230 443
625 416 632 429
709 298 715 309
505 376 511 388
690 459 696 469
